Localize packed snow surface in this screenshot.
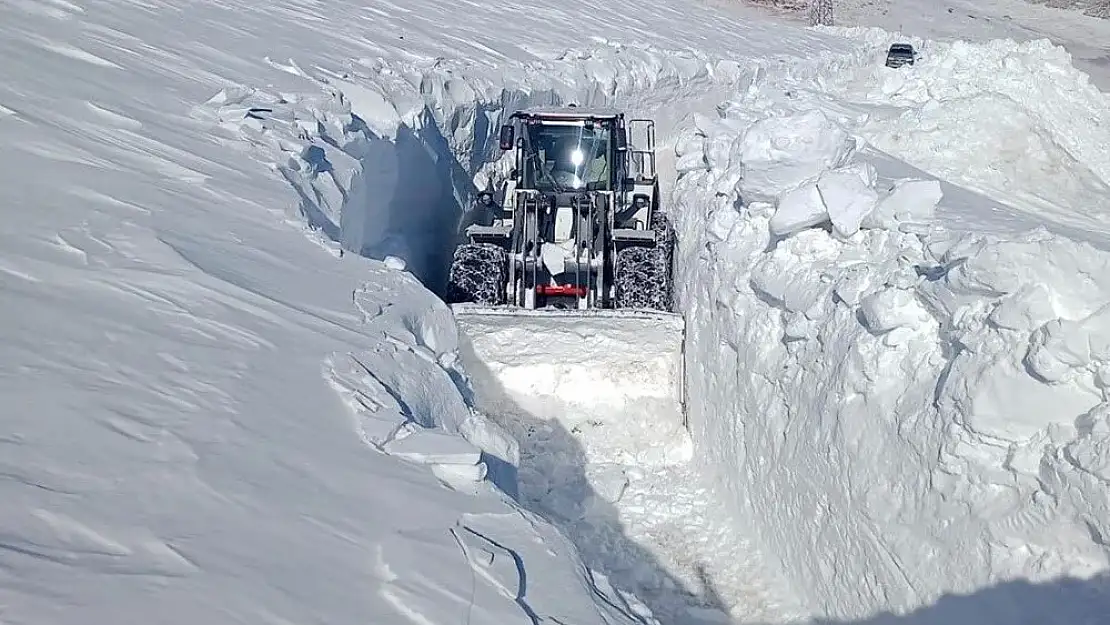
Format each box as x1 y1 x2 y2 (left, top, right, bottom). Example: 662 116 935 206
455 308 688 461
6 0 1110 622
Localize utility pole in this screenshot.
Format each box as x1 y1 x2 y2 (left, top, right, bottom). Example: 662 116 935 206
809 0 834 26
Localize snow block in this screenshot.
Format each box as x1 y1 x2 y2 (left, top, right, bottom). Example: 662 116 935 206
770 182 828 236
769 164 881 238
384 427 483 465
857 288 931 335
863 179 942 231
817 168 879 237
432 462 489 489
736 110 856 203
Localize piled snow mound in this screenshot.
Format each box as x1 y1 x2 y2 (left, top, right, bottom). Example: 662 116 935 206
930 232 1110 443
732 110 858 205
681 107 942 239
804 30 1110 239
673 70 1110 619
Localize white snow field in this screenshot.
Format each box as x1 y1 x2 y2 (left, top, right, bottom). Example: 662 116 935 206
4 0 1110 624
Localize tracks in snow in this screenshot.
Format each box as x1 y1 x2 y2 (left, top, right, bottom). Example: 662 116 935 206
460 333 805 625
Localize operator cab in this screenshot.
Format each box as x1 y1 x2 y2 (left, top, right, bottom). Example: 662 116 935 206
512 109 622 192
498 106 630 193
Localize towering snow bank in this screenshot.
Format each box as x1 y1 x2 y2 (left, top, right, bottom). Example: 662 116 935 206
672 37 1110 619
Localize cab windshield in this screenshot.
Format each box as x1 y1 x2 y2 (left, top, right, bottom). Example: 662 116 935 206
522 121 612 192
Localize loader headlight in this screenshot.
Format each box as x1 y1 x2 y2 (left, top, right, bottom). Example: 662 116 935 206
569 148 585 167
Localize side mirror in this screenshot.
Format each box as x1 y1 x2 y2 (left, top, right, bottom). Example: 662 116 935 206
498 124 515 151
615 128 628 151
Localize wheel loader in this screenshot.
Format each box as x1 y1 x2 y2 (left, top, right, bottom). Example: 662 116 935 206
447 106 674 313
445 106 688 447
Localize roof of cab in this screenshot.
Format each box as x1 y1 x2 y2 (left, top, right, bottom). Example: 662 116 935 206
512 105 623 120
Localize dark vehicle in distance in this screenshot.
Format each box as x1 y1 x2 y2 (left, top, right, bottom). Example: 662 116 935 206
885 43 917 68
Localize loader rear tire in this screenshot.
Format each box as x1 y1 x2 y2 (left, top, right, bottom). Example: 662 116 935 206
445 243 507 305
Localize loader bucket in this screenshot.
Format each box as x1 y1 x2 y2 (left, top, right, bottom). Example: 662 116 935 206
452 305 690 465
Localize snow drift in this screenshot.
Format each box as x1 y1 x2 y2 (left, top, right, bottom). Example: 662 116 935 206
672 32 1110 621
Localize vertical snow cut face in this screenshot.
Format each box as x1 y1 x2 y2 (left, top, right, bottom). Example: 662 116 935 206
671 35 1110 621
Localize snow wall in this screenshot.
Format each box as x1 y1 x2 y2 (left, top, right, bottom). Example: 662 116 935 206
208 32 1110 622
671 31 1110 620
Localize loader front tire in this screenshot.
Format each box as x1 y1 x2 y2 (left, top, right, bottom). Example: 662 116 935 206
614 245 673 312
614 210 675 311
445 243 507 306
